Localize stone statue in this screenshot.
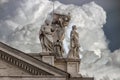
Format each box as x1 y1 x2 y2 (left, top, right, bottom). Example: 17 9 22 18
51 13 71 57
39 21 53 52
39 13 71 57
51 24 63 42
68 25 80 59
51 13 70 41
53 40 64 57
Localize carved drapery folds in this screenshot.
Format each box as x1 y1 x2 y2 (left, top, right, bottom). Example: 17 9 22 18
39 13 80 59
67 25 80 59
39 23 53 53
39 13 71 58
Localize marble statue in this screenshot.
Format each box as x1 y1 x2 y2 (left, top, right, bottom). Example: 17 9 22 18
51 13 71 41
39 21 53 52
68 25 80 59
53 40 64 57
51 13 71 57
39 13 71 57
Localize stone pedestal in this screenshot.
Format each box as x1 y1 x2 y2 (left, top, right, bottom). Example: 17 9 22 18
66 59 81 77
40 52 54 66
54 58 67 71
42 56 54 66
54 58 81 77
30 52 81 77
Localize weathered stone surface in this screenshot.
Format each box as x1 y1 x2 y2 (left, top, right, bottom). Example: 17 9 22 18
42 56 54 66
39 13 71 58
68 25 80 59
0 42 70 76
54 61 67 71
0 76 66 80
0 59 30 76
67 62 80 77
0 42 94 80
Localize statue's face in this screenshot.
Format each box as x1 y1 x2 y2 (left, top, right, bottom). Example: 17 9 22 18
53 13 71 27
72 26 77 30
61 15 71 26
57 15 70 27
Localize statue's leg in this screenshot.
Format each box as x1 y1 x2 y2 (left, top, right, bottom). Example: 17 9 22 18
59 48 63 57
76 47 79 58
72 48 74 58
57 47 61 57
74 47 78 58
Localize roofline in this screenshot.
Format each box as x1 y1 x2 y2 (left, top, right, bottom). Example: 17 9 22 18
0 42 70 77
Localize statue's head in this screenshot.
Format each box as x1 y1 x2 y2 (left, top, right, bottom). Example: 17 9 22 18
45 20 50 25
53 13 71 27
72 25 77 30
60 14 71 27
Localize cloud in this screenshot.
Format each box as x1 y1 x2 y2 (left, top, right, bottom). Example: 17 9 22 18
1 1 107 54
0 0 120 80
80 49 120 80
0 0 8 4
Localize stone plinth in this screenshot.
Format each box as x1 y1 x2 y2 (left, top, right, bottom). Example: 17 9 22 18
54 58 81 77
66 59 81 77
40 52 54 66
54 58 67 71
42 56 54 66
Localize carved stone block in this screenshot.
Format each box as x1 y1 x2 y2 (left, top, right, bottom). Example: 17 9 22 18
42 56 54 66
67 61 80 77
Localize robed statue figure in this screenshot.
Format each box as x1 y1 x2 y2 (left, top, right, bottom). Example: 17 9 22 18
68 25 80 59
39 21 53 53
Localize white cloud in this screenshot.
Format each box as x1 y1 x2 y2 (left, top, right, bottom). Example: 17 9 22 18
0 0 8 4
0 0 120 80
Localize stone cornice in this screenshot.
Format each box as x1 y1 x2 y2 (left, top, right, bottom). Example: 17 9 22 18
0 50 52 75
0 42 70 77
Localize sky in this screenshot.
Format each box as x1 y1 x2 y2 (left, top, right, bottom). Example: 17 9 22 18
0 0 120 52
0 0 120 80
57 0 120 52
